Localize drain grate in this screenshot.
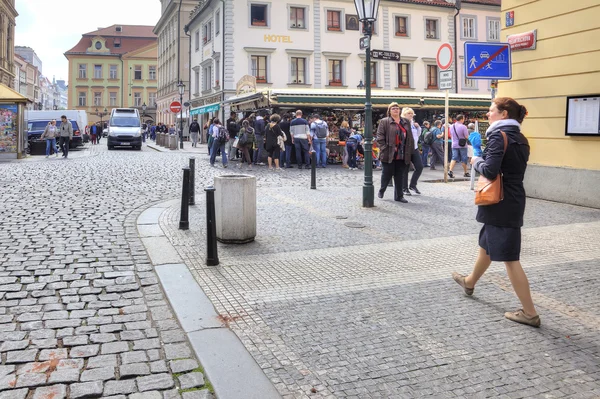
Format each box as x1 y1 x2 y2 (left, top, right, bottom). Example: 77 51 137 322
344 222 365 228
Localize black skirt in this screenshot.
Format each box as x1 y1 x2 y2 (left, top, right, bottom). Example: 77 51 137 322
479 224 521 262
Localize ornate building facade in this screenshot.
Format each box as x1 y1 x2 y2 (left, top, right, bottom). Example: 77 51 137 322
0 0 17 89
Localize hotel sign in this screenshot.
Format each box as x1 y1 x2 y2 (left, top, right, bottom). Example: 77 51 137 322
264 35 293 43
507 30 537 51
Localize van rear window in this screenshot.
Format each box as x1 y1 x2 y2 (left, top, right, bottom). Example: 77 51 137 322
110 117 141 127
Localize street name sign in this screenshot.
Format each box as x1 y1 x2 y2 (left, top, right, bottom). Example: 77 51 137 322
170 101 182 113
370 50 401 61
439 70 453 90
464 42 512 80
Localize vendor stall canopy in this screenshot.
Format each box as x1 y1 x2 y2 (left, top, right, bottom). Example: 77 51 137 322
223 89 492 112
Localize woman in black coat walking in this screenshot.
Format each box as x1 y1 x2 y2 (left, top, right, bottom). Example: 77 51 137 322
452 97 539 327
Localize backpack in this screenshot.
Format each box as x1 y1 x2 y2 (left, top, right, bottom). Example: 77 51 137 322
238 129 248 145
315 122 328 139
217 126 229 142
423 130 434 145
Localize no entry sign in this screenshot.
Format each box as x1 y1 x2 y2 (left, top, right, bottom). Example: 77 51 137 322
170 101 182 113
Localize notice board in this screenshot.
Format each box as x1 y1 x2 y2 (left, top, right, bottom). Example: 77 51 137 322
565 95 600 136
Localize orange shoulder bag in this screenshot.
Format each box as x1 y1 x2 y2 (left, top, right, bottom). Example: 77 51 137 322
474 131 508 206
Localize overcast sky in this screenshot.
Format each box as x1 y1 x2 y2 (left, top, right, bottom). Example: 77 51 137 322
15 0 161 82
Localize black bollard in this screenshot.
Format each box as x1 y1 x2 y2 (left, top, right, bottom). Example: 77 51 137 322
205 186 219 266
179 168 190 230
310 152 316 190
189 157 196 206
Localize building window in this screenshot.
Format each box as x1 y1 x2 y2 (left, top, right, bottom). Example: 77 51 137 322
109 65 118 79
398 63 410 88
290 7 305 29
194 70 200 94
78 92 86 106
487 18 500 41
251 4 268 26
215 10 220 35
195 30 200 50
327 10 341 31
148 92 156 106
462 63 477 89
149 66 156 80
203 20 212 43
427 65 438 89
291 57 306 84
114 38 121 48
109 92 117 106
78 64 87 79
203 65 212 91
94 92 102 106
364 62 377 87
94 65 102 79
328 59 342 85
462 16 476 40
395 16 408 36
134 66 142 80
251 55 267 83
425 19 438 39
134 92 142 107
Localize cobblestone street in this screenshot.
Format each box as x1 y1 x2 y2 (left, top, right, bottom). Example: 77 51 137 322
2 144 600 398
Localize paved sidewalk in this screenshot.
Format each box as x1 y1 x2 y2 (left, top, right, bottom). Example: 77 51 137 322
158 158 600 398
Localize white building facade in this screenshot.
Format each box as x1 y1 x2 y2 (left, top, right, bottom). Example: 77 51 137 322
187 0 500 119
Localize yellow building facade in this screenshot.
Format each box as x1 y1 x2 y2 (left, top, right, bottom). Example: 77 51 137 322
65 25 158 126
499 0 600 208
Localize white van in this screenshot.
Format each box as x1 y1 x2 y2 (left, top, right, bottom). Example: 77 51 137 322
25 110 88 148
106 108 142 150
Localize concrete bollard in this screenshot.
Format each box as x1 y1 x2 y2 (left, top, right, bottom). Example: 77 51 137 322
214 175 256 244
169 135 177 150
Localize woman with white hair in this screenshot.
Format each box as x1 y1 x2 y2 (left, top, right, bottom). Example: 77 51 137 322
400 107 424 195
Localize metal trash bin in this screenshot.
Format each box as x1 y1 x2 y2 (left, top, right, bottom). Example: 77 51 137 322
169 135 177 150
214 175 256 244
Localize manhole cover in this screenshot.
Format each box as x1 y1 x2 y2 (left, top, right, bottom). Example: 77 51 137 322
344 222 365 228
334 216 348 220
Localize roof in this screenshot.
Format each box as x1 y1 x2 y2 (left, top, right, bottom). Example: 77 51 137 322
0 84 30 102
463 0 501 5
83 25 156 39
390 0 454 7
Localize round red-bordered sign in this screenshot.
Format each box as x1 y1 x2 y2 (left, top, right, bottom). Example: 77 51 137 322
436 43 454 70
170 101 182 113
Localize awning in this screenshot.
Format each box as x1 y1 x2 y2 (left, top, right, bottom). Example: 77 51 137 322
190 102 220 116
0 84 30 103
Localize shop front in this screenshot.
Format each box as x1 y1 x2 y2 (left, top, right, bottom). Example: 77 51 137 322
0 85 30 160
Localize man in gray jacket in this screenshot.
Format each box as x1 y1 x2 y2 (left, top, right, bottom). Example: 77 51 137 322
58 115 73 158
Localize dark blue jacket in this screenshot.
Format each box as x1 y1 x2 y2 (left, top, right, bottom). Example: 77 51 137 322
474 125 530 228
254 117 266 136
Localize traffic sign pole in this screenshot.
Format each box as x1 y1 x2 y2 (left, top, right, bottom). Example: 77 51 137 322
444 89 449 183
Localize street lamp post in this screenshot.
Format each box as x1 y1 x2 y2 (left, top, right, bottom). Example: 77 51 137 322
142 102 147 121
96 107 108 131
354 0 380 208
177 81 185 149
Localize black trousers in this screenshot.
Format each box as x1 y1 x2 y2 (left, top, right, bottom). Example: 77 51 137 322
380 159 407 200
402 151 423 190
59 137 69 157
430 141 444 167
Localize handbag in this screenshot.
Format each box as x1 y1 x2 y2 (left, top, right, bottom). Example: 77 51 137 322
474 131 508 206
232 137 239 148
453 125 467 147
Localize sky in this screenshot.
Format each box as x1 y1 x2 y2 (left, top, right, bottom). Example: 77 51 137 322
14 0 162 82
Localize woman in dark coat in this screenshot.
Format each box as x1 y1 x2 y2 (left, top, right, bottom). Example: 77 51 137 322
452 97 539 327
375 102 414 203
265 113 284 170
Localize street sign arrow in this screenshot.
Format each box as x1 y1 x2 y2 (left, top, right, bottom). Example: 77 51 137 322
370 50 401 61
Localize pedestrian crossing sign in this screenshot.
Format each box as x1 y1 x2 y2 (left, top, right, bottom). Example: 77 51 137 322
464 42 512 80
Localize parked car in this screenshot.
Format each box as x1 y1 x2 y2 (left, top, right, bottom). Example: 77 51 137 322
27 119 83 148
106 108 142 150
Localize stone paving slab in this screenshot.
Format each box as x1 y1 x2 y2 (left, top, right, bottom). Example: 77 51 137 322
158 167 600 398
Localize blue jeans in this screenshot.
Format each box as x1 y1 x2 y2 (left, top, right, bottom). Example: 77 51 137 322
253 134 264 164
313 138 327 167
280 144 293 167
421 145 430 166
45 138 56 156
210 139 227 166
346 142 357 168
294 138 310 166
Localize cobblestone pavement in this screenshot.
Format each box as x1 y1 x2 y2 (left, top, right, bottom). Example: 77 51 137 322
158 150 600 398
0 144 223 399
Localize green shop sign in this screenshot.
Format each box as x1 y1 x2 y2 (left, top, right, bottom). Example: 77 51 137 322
190 103 220 116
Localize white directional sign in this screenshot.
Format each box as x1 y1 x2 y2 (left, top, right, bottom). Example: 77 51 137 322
439 70 453 90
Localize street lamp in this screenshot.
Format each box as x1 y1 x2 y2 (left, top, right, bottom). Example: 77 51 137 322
354 0 380 208
96 107 108 131
141 102 147 121
177 80 185 149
